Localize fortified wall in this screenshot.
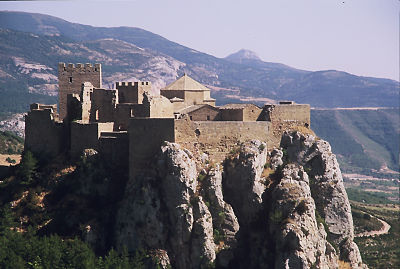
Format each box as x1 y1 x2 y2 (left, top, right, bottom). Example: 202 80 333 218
25 104 66 158
25 62 311 182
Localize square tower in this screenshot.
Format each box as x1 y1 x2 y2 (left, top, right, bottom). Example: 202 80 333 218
58 63 102 120
116 81 151 104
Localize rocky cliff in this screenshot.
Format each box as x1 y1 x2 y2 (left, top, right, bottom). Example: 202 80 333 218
114 132 366 268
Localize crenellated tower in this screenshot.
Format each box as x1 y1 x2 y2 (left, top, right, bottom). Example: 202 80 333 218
116 81 151 104
58 63 102 120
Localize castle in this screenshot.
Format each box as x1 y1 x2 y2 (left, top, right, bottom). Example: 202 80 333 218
25 63 310 178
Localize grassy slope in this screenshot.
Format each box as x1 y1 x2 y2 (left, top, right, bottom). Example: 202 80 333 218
0 131 24 155
311 109 400 173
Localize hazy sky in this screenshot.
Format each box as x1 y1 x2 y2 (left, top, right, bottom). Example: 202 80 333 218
1 0 398 80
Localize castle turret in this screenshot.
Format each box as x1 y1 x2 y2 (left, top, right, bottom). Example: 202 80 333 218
58 63 102 120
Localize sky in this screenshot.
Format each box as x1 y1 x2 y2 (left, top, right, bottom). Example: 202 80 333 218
0 0 399 81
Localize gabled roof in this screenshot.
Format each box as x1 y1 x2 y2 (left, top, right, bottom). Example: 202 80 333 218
178 104 219 115
162 74 211 92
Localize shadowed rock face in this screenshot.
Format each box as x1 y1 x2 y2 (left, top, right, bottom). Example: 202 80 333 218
113 134 366 269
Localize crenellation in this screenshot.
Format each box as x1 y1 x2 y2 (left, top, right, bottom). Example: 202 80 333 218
58 62 102 119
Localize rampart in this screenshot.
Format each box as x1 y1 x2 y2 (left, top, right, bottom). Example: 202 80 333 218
99 131 129 167
175 119 270 162
129 118 175 179
128 118 270 175
25 105 66 158
263 103 310 147
58 63 102 120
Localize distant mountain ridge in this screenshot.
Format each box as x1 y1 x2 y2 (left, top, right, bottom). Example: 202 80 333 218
0 11 398 112
225 49 262 61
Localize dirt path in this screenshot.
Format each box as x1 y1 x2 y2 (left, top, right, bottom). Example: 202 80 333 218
355 216 391 238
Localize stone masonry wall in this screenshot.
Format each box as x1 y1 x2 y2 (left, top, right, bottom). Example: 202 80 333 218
265 104 311 148
187 106 219 121
116 82 151 104
70 121 113 158
219 109 243 121
145 95 174 118
99 131 129 168
184 91 207 105
58 63 102 120
242 105 263 121
174 119 270 162
129 118 175 179
90 89 118 123
25 108 66 158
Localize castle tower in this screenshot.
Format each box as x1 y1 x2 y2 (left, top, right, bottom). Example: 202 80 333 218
58 63 102 120
116 81 151 104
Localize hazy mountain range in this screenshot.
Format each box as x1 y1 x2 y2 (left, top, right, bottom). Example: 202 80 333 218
0 11 398 113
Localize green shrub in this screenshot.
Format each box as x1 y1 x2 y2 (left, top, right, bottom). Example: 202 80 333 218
6 157 16 164
16 151 38 185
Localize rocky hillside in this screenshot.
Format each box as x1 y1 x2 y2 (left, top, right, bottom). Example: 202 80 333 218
0 11 398 113
311 108 400 174
112 132 366 268
0 131 367 268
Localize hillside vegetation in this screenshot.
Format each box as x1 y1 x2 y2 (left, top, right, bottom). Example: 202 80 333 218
311 108 399 174
351 201 399 269
0 131 23 155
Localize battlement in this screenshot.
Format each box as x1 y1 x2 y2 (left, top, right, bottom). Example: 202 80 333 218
58 62 101 73
116 81 151 104
116 81 151 87
58 63 102 120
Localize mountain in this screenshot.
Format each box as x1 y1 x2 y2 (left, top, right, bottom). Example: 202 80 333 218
225 49 296 71
0 11 398 113
225 49 262 62
311 108 400 174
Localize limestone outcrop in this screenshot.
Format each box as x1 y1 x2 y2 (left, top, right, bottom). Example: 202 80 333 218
281 131 367 268
269 164 338 268
114 134 366 268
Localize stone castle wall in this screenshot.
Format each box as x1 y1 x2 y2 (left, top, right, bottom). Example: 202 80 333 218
265 104 310 148
187 106 219 121
175 119 270 162
70 121 113 158
25 107 66 158
129 118 175 179
58 63 102 120
99 131 129 168
128 118 271 171
90 89 118 123
218 109 243 121
116 81 151 104
243 105 263 121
